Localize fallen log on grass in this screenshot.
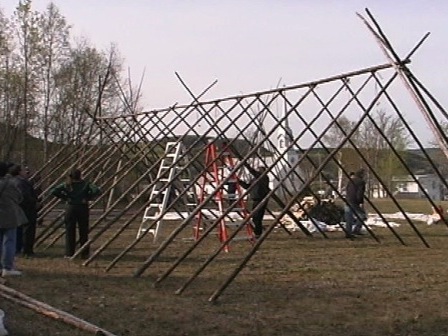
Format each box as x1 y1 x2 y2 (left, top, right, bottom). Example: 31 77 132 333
0 284 117 336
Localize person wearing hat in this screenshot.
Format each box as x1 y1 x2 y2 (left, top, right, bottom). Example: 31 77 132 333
0 161 28 276
239 165 270 239
51 168 101 258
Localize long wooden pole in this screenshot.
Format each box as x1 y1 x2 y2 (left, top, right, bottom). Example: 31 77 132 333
96 62 409 121
0 284 117 336
208 66 402 302
359 9 448 160
75 81 220 261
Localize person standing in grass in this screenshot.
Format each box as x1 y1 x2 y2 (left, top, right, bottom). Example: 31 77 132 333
51 168 101 259
9 164 39 257
344 168 367 238
0 162 28 277
239 165 270 239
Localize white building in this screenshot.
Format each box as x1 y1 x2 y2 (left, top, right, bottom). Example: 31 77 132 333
268 116 304 199
392 174 444 201
244 110 304 200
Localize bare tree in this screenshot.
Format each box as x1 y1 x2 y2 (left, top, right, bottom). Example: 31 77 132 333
323 115 361 148
0 7 24 161
358 109 411 194
323 115 362 192
36 1 70 160
323 110 410 196
51 40 124 145
0 0 142 165
12 0 41 162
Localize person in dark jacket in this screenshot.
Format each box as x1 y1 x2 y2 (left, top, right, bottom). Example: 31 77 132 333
239 165 270 238
51 168 101 258
344 168 367 238
0 161 27 276
9 164 39 256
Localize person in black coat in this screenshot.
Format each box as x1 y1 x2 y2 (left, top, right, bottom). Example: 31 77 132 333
51 168 101 258
239 165 270 238
344 168 367 238
9 164 39 256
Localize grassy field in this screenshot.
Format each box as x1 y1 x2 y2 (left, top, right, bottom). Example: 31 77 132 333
2 199 448 335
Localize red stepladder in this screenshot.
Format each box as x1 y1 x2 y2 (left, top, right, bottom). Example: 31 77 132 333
194 141 254 252
221 142 255 241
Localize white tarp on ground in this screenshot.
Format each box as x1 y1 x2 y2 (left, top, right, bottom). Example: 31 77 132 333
279 216 402 233
284 219 341 233
155 211 438 233
379 212 441 225
280 211 443 233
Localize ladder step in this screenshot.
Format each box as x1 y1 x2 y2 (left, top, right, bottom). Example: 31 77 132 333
138 141 198 242
137 228 155 236
142 217 155 221
149 191 165 196
147 203 163 207
143 212 160 219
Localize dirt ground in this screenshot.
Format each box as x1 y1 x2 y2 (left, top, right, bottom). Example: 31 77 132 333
3 217 448 336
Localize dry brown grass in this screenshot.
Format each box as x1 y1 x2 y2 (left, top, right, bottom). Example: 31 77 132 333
3 200 448 335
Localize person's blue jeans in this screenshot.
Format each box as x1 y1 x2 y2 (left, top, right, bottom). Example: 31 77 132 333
0 227 17 270
344 204 366 235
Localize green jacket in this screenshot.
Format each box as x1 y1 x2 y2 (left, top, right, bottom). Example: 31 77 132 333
52 180 101 205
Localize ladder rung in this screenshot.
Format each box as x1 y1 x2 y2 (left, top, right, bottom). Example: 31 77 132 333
143 216 160 220
164 148 176 153
150 191 165 196
146 205 163 210
137 141 199 242
139 228 156 234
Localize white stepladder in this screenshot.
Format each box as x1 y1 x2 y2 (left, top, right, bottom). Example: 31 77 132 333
137 141 197 242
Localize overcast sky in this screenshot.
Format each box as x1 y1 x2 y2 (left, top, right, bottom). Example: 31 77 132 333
2 1 447 144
